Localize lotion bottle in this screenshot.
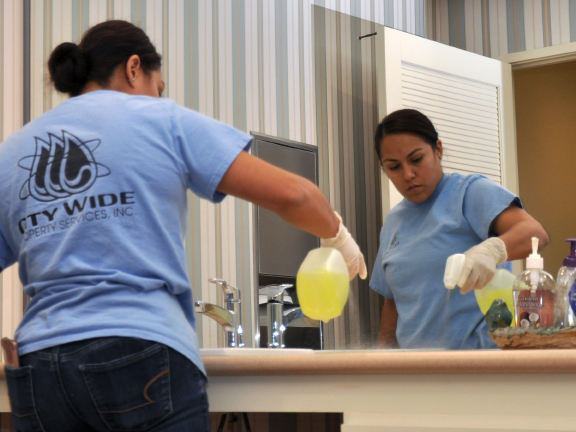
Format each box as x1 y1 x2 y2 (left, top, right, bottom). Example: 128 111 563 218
513 237 555 328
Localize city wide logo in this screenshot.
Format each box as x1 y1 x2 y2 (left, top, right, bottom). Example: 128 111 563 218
18 130 110 202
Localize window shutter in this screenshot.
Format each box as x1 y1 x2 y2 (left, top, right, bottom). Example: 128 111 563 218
400 62 502 183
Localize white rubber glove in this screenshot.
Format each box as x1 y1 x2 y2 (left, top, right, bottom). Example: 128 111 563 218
457 237 508 294
320 212 368 281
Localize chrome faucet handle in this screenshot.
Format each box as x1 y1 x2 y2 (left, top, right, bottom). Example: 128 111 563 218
208 278 241 302
203 278 244 348
260 284 293 303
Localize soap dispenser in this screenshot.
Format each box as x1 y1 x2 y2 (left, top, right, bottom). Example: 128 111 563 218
513 237 555 328
553 239 576 327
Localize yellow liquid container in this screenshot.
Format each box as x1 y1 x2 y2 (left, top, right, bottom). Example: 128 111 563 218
474 274 516 327
296 247 349 323
444 254 516 327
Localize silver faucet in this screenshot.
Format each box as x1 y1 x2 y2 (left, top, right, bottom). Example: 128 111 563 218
194 278 244 348
260 284 308 348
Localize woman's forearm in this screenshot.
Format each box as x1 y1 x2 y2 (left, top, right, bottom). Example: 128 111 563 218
499 220 549 261
217 151 339 239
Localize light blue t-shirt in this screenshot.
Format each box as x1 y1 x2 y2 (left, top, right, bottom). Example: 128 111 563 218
0 90 252 375
370 173 521 350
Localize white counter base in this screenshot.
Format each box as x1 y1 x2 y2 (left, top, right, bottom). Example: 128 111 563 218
207 373 576 431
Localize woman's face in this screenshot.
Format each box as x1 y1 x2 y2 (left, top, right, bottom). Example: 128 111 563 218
134 69 165 97
379 133 443 203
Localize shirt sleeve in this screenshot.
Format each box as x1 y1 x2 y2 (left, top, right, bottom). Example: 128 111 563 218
170 103 253 203
369 228 394 299
462 175 522 240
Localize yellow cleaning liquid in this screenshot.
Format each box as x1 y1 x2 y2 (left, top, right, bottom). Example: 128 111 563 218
446 255 516 327
296 247 350 323
297 270 349 322
474 287 516 327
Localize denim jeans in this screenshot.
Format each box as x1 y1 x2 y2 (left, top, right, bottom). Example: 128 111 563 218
4 337 209 432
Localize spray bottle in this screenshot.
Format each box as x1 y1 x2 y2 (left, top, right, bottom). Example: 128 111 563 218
553 239 576 327
444 253 516 325
512 237 555 328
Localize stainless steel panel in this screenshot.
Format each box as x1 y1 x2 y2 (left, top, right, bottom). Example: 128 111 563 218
254 139 319 277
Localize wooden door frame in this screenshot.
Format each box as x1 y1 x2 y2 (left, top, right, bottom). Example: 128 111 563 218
496 41 576 70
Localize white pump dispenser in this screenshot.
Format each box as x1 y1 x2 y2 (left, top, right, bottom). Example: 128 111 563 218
526 237 543 292
512 236 556 328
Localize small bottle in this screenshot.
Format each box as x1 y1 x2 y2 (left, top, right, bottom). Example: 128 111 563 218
444 253 516 325
553 239 576 327
296 247 349 323
513 237 555 328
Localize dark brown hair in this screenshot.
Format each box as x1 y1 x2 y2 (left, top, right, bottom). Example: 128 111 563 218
374 109 439 161
48 20 162 97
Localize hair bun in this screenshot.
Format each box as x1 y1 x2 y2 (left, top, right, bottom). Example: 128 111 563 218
48 42 88 97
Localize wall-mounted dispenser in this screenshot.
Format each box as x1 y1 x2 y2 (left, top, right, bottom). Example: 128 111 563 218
251 132 322 349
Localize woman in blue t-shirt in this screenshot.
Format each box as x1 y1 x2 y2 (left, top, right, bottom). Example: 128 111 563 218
370 109 548 350
0 21 367 432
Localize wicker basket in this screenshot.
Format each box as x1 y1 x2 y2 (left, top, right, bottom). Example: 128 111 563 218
489 326 576 349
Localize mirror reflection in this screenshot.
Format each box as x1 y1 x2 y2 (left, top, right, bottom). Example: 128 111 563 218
15 4 576 360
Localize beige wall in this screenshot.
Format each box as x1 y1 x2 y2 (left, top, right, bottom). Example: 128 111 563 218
514 61 576 275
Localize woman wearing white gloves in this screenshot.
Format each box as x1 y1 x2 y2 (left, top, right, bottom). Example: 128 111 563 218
370 109 547 350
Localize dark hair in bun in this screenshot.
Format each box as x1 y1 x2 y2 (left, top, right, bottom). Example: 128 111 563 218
48 20 162 97
48 42 88 97
374 109 439 161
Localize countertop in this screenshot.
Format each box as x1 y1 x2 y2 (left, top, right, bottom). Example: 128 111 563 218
203 349 576 430
203 348 576 376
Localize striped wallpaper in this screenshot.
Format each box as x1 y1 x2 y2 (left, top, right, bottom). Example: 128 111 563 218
0 1 24 351
431 0 576 57
313 6 384 348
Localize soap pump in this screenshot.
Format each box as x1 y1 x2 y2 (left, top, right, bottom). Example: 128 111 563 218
553 239 576 327
512 237 555 328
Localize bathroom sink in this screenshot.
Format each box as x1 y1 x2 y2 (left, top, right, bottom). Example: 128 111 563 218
200 348 314 356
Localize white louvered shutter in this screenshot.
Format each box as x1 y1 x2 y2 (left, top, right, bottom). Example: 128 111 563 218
401 62 502 183
376 26 517 213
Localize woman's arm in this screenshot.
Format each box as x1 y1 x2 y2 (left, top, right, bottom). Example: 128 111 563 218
217 151 339 239
491 205 549 260
217 151 367 279
379 298 400 349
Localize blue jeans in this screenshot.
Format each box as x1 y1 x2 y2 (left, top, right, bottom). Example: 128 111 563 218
5 337 209 432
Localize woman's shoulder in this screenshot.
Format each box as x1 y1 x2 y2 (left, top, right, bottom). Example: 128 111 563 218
443 172 499 195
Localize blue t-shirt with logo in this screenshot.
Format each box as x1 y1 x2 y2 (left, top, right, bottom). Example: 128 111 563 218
0 90 252 375
370 173 521 350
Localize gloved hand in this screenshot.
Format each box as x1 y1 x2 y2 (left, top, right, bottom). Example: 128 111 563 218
321 212 368 281
457 237 508 294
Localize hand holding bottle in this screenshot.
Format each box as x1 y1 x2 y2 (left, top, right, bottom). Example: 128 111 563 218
457 237 508 294
320 212 367 281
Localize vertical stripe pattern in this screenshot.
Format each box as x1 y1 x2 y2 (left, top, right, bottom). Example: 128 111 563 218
0 0 25 355
313 6 383 349
430 0 576 55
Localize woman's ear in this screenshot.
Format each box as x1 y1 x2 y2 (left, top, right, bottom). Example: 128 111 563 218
125 55 142 87
436 139 444 159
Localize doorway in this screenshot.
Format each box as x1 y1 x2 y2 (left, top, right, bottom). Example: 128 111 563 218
513 60 576 273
